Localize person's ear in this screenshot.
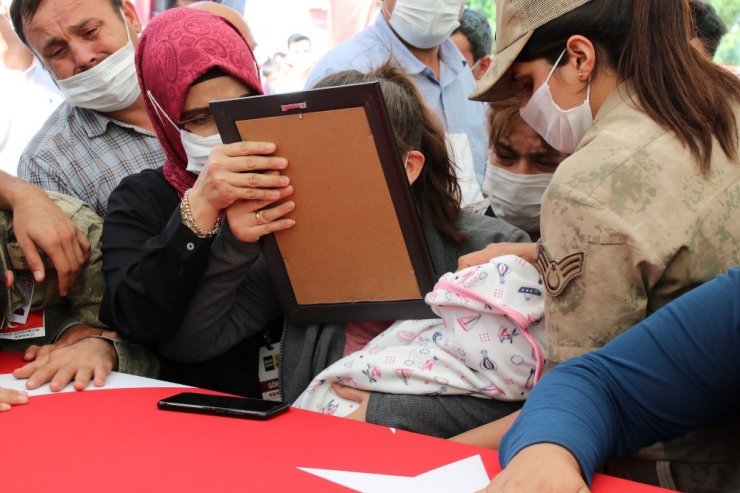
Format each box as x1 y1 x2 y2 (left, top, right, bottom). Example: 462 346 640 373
404 150 425 184
472 55 493 81
565 35 596 82
122 1 143 34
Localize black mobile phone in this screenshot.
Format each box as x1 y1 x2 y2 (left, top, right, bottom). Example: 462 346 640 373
157 392 290 420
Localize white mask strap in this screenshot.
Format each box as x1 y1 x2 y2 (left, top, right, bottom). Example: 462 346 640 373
146 90 178 131
544 49 567 85
546 48 591 102
121 9 133 45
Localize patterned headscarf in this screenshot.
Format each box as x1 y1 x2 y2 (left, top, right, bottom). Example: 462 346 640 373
135 8 262 196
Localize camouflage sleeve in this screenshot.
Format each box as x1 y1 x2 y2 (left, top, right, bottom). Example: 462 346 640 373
110 339 161 378
49 192 107 329
538 181 661 363
87 336 160 378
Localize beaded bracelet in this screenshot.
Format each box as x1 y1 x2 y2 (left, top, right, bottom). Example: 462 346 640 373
180 188 221 238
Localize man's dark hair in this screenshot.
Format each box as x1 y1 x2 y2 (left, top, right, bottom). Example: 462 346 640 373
689 0 728 57
287 33 310 48
11 0 123 45
451 8 492 63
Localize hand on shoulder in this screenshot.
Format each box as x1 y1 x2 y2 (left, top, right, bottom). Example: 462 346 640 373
0 176 90 296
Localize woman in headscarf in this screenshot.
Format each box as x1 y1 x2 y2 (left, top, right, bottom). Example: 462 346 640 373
155 61 532 437
99 8 295 393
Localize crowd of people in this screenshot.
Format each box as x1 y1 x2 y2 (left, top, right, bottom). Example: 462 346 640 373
0 0 737 492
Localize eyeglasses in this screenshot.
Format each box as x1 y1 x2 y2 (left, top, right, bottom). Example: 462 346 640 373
177 112 216 133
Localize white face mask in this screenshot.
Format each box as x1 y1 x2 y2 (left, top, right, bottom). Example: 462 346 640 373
482 165 552 233
180 131 222 174
519 49 593 154
388 0 462 49
54 12 140 112
146 90 223 174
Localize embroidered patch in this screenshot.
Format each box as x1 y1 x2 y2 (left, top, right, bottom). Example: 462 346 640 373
536 243 584 297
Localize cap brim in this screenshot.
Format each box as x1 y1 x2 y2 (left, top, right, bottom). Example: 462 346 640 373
469 31 532 102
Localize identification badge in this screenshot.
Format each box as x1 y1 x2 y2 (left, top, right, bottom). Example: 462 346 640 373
8 277 34 325
0 310 45 340
258 341 281 401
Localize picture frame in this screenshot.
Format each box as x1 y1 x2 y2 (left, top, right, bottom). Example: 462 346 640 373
211 82 437 324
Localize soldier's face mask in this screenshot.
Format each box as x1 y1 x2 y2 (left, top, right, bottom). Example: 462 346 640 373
519 49 593 154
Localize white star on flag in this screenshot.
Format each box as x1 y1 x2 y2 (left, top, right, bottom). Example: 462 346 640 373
297 454 490 492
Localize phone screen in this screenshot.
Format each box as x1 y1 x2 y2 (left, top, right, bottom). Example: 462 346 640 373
158 392 290 420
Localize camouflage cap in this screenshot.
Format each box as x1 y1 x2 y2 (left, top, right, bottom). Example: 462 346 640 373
469 0 592 102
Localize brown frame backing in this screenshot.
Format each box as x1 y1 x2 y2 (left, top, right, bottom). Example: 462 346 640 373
211 82 436 323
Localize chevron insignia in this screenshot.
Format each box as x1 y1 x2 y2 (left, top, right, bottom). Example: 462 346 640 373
536 243 584 297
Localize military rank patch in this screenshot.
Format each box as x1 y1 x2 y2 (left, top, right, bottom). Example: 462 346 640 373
536 242 584 297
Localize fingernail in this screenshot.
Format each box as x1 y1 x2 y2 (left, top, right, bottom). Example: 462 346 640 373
17 393 28 403
0 403 10 411
33 270 43 282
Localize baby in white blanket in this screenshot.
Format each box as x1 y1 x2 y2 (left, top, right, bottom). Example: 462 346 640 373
293 255 547 417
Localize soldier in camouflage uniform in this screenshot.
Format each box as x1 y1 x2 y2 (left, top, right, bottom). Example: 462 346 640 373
467 0 740 490
0 191 158 410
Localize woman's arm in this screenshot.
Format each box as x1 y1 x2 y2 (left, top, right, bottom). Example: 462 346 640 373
450 411 520 448
100 172 214 346
158 223 283 362
497 268 740 487
538 181 654 362
101 143 295 348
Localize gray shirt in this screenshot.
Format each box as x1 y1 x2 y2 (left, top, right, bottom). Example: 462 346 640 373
18 102 164 216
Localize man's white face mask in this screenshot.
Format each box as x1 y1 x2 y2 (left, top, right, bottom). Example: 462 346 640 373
54 11 141 112
388 0 463 49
